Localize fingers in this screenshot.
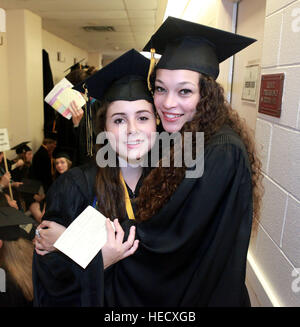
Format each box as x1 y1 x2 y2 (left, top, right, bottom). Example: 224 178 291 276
122 240 139 259
39 220 52 229
113 219 124 244
122 225 136 250
105 218 116 243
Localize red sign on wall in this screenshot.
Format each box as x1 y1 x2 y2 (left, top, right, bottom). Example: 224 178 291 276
258 73 284 118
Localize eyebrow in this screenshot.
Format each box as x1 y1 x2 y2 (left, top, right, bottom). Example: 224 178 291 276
155 79 197 87
110 109 153 117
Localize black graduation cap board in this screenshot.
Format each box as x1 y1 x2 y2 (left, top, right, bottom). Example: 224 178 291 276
64 58 86 73
143 16 256 79
11 141 31 155
73 49 152 103
53 147 73 161
0 207 35 241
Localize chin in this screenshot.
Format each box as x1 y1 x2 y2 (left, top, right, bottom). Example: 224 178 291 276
162 121 183 133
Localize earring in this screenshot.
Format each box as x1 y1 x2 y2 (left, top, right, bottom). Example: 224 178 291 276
156 114 160 126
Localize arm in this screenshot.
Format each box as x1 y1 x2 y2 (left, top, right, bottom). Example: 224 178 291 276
35 218 139 268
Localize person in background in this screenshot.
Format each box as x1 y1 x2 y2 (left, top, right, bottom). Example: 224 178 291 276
0 206 35 306
53 149 73 178
0 152 23 210
55 65 98 166
10 142 33 182
30 135 57 193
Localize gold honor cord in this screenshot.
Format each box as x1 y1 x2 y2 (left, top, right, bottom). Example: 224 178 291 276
119 172 135 220
147 48 156 92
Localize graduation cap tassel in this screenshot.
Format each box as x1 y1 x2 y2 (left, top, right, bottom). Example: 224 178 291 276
147 48 156 92
82 84 93 158
85 99 94 158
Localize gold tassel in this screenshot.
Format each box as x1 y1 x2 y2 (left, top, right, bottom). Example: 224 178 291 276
147 48 156 92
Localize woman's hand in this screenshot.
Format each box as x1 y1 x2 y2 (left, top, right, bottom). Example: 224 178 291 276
0 172 11 188
35 220 66 256
4 193 18 210
11 181 23 188
33 193 45 202
15 159 24 168
102 218 139 269
69 100 84 127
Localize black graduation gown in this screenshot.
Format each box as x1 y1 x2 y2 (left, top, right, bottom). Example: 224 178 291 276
30 146 53 193
33 125 253 307
0 273 32 307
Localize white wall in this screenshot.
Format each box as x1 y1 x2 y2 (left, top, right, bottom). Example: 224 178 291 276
6 9 43 154
42 30 88 84
0 20 9 130
231 0 266 132
251 0 300 306
0 8 91 158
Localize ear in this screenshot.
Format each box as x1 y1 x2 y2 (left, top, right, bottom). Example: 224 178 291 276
0 240 3 249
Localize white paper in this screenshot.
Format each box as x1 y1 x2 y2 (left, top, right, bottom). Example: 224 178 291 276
54 206 114 269
0 128 10 152
44 77 86 119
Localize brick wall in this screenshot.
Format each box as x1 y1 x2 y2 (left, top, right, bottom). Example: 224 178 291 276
249 0 300 306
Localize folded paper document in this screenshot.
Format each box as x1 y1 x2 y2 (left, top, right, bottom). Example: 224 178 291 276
45 78 86 119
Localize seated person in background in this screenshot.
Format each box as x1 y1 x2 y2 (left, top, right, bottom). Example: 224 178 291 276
53 149 72 178
0 176 18 210
0 206 35 307
10 141 33 182
0 154 23 210
9 142 45 222
29 134 57 193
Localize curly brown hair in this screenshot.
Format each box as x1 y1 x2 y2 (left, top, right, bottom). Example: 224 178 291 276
135 72 263 233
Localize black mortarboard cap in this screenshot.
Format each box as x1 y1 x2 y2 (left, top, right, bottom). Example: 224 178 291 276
73 49 152 103
143 16 256 79
11 141 31 155
53 147 73 161
0 207 35 241
64 58 86 73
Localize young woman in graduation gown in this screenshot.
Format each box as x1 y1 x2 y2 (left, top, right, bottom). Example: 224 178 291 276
32 50 157 306
33 19 263 307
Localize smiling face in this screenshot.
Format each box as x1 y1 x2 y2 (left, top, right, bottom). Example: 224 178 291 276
154 69 200 133
55 157 69 174
105 99 156 164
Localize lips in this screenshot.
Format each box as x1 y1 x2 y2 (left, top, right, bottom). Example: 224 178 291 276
126 139 144 149
162 111 183 122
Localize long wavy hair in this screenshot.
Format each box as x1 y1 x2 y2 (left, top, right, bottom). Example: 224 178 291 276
135 71 263 232
0 237 34 301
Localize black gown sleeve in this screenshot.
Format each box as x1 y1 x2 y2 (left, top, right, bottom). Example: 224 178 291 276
33 168 104 307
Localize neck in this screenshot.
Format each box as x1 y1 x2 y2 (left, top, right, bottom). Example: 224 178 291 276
119 157 143 193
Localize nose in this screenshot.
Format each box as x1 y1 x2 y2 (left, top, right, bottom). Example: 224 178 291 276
163 92 177 110
127 118 138 135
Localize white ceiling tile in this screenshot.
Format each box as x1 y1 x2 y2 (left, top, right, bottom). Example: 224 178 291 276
2 0 165 56
124 0 158 10
1 0 126 11
41 11 128 20
129 18 155 26
127 10 156 19
130 25 155 33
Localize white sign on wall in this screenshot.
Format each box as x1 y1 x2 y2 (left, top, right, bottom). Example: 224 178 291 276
242 64 260 102
0 128 10 152
0 8 6 33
